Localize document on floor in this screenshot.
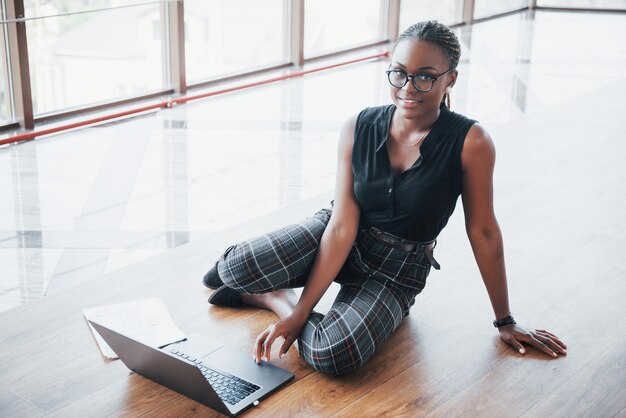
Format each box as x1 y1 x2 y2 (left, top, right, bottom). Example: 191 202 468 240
83 297 187 359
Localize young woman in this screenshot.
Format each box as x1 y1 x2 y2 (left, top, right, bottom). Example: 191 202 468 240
202 20 567 377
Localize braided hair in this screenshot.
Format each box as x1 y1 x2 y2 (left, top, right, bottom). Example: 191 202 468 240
393 21 461 109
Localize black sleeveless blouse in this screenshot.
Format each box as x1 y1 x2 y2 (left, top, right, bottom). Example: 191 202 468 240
352 102 478 242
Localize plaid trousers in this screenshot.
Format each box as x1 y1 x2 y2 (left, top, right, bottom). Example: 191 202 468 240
216 203 434 377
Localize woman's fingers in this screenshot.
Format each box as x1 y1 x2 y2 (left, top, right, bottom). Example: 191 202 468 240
501 327 568 357
253 328 270 364
536 329 561 342
534 333 567 355
536 330 567 349
253 321 300 363
505 335 526 354
526 335 558 357
279 336 295 359
263 328 280 362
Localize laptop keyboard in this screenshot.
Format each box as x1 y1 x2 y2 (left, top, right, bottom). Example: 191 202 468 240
170 349 261 405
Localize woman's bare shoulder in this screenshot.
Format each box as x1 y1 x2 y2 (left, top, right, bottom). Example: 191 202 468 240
337 112 360 151
461 122 495 170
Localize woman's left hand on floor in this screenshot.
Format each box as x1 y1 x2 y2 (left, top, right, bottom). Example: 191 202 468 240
498 324 567 357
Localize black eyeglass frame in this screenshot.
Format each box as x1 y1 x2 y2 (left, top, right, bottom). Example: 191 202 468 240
385 66 455 92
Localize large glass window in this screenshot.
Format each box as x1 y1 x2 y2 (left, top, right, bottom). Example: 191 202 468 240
0 62 9 124
184 0 288 84
474 0 527 20
304 0 386 58
24 0 151 15
400 0 464 31
0 4 13 124
537 0 626 8
25 1 166 115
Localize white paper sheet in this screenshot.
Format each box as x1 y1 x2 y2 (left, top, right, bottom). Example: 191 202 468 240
83 297 187 359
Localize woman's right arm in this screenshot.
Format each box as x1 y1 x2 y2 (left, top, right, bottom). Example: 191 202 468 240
291 114 361 320
252 114 361 363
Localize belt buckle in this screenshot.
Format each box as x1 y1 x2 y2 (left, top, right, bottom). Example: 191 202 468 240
369 227 381 240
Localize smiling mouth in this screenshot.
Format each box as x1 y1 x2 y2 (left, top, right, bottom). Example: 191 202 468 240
397 96 422 104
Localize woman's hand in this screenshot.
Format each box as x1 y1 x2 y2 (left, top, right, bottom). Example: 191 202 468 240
253 312 308 364
498 324 567 357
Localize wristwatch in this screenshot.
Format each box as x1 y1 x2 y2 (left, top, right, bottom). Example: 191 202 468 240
493 313 516 328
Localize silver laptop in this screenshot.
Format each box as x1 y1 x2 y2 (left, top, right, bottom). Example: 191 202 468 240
88 320 294 417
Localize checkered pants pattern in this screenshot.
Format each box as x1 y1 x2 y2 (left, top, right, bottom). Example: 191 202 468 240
216 204 434 376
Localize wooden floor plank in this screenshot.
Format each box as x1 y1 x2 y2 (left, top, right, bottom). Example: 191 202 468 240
0 388 46 418
47 376 182 418
520 340 626 418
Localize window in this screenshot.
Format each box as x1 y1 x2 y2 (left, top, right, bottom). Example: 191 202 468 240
474 0 527 20
0 3 13 124
184 0 288 84
304 0 386 58
400 0 464 31
537 0 626 8
26 2 166 115
0 60 10 124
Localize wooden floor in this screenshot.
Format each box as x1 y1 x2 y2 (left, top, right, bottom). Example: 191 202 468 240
2 21 626 418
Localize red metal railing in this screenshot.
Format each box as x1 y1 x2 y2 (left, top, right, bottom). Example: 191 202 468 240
0 51 389 147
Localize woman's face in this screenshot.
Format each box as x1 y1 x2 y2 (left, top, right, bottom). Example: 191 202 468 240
388 39 457 119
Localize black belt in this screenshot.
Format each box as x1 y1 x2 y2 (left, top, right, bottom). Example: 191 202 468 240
368 227 441 270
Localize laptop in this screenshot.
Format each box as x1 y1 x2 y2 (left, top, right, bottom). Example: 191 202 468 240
88 320 295 417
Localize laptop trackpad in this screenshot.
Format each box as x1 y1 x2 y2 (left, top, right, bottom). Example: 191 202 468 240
202 346 293 386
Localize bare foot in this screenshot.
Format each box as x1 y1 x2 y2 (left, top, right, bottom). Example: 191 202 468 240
241 289 298 320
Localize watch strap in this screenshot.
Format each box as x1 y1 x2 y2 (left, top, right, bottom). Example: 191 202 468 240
493 314 516 328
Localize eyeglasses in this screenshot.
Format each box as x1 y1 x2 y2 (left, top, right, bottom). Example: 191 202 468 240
385 66 454 92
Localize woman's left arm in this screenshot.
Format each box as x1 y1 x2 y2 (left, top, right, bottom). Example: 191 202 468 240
460 123 567 358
